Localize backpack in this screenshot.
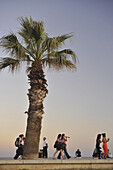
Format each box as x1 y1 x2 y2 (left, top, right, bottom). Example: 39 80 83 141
15 137 20 147
54 140 58 148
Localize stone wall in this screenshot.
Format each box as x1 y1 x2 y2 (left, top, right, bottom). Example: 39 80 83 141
0 158 113 170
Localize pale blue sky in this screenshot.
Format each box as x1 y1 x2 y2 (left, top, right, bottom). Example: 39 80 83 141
0 0 113 157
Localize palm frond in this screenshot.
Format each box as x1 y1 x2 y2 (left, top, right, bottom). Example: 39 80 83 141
42 55 76 71
47 49 78 63
41 33 73 53
0 17 78 72
0 32 35 61
18 17 47 58
55 49 78 63
0 57 20 72
0 33 26 60
41 48 78 70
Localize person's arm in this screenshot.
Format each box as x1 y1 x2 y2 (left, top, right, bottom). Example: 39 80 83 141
18 138 21 146
106 138 110 142
103 137 109 143
99 139 101 144
63 138 66 145
46 142 48 147
65 137 67 142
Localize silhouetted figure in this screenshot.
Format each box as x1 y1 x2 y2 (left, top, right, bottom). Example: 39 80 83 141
75 149 81 158
96 134 102 159
39 149 43 158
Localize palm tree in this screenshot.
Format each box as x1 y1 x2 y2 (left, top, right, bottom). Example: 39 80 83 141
0 17 78 159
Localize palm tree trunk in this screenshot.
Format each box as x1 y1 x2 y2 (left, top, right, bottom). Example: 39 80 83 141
23 61 48 159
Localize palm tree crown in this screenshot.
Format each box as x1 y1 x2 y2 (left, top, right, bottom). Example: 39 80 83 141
0 17 77 72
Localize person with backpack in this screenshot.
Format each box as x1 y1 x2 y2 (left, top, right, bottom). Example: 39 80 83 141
57 134 71 159
14 134 24 159
53 134 65 159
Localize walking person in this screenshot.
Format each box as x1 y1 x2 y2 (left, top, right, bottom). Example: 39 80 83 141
53 134 65 159
57 134 71 159
96 134 102 159
102 133 110 159
43 137 48 158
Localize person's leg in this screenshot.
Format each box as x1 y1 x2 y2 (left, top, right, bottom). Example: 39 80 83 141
60 149 65 159
58 146 64 159
53 150 58 159
57 151 61 159
14 153 19 159
20 146 23 158
98 150 101 159
45 147 48 158
64 146 71 159
97 147 101 159
43 147 46 158
14 148 19 159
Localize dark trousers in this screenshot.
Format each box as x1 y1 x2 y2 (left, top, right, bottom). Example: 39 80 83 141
14 146 23 159
43 146 48 158
57 146 70 159
96 147 101 159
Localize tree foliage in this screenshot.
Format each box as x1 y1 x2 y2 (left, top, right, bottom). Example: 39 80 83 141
0 17 77 72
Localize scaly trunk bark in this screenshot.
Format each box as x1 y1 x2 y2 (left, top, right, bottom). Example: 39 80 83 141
23 61 48 159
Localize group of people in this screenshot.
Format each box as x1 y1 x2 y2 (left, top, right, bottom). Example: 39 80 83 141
53 134 71 159
14 132 111 159
93 133 111 159
14 135 48 159
14 134 25 159
38 134 71 159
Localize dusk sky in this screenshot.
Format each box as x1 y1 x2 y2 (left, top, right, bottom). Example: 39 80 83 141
0 0 113 157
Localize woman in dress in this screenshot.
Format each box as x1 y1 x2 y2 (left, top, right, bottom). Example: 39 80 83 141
102 133 110 159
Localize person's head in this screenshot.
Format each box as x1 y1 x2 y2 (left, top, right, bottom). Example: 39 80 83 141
23 137 25 141
102 133 106 138
57 134 61 139
62 134 65 139
40 149 43 153
96 134 101 141
19 134 24 139
43 137 46 141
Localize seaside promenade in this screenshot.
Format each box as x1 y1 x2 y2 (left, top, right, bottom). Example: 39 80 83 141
0 158 113 170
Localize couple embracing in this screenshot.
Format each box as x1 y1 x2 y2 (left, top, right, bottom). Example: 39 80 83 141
53 133 71 159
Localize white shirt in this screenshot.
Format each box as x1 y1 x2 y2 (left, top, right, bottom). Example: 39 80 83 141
43 140 47 147
21 140 24 146
19 137 24 146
